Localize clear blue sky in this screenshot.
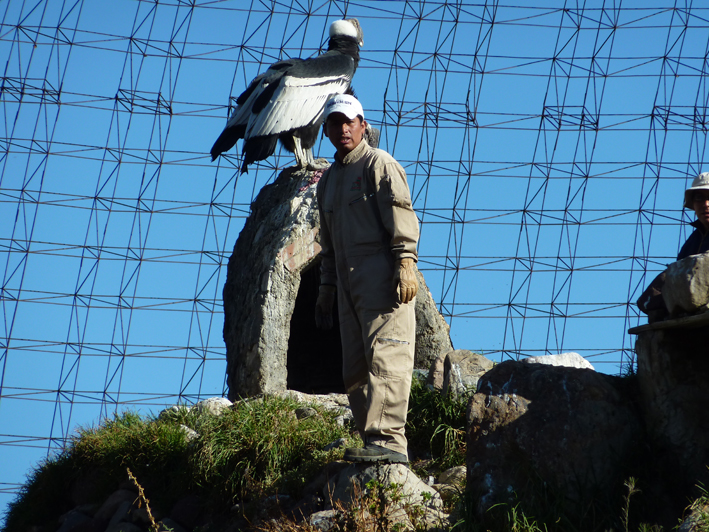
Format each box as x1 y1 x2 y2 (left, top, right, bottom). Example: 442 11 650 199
1 0 708 522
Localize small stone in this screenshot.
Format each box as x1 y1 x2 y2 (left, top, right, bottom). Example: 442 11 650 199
158 405 189 421
438 465 466 488
309 509 337 531
433 483 461 503
179 424 199 442
194 397 232 417
323 438 347 451
295 406 317 420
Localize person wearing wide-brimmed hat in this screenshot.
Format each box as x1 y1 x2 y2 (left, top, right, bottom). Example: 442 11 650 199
678 172 709 259
638 172 709 321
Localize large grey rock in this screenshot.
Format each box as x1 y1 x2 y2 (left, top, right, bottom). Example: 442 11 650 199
663 252 709 316
224 167 322 399
466 360 642 517
636 326 709 497
522 352 595 370
107 500 132 528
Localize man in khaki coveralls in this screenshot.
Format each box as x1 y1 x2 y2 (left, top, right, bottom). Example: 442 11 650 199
315 94 419 463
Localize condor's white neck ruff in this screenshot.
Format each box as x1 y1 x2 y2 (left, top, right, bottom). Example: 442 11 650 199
329 19 359 41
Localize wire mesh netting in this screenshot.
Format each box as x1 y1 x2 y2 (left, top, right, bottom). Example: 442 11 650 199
1 0 708 516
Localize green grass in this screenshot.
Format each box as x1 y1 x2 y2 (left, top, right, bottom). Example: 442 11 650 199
406 374 468 470
3 396 352 532
187 396 351 501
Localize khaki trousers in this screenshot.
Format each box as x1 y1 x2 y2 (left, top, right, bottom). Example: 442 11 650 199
337 252 416 456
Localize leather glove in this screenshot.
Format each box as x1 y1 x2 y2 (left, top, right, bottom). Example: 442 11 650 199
315 285 336 330
395 257 418 304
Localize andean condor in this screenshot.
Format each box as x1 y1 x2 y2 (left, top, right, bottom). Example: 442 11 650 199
210 18 364 173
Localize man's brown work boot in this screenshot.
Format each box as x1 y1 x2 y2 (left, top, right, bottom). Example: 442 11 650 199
343 444 408 464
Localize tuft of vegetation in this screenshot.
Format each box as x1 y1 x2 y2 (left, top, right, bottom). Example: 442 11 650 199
188 395 352 502
3 410 194 532
406 375 468 470
3 396 352 531
127 467 160 532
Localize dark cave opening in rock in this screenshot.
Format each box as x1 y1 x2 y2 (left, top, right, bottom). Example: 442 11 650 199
287 261 345 394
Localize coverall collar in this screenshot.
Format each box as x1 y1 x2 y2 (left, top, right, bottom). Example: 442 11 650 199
335 138 369 166
691 219 707 234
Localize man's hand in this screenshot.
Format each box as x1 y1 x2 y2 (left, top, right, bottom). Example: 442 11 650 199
315 285 336 330
395 258 418 304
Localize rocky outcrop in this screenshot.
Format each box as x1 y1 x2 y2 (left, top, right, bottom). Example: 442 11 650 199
223 167 452 400
466 360 642 517
636 325 709 497
223 166 323 400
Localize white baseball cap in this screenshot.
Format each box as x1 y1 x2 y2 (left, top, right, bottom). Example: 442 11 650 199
324 94 364 121
684 172 709 209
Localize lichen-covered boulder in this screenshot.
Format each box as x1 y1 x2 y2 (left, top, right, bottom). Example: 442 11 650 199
636 326 709 496
466 360 642 516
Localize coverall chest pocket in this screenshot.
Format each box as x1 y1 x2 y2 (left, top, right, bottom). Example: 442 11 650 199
347 190 383 251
